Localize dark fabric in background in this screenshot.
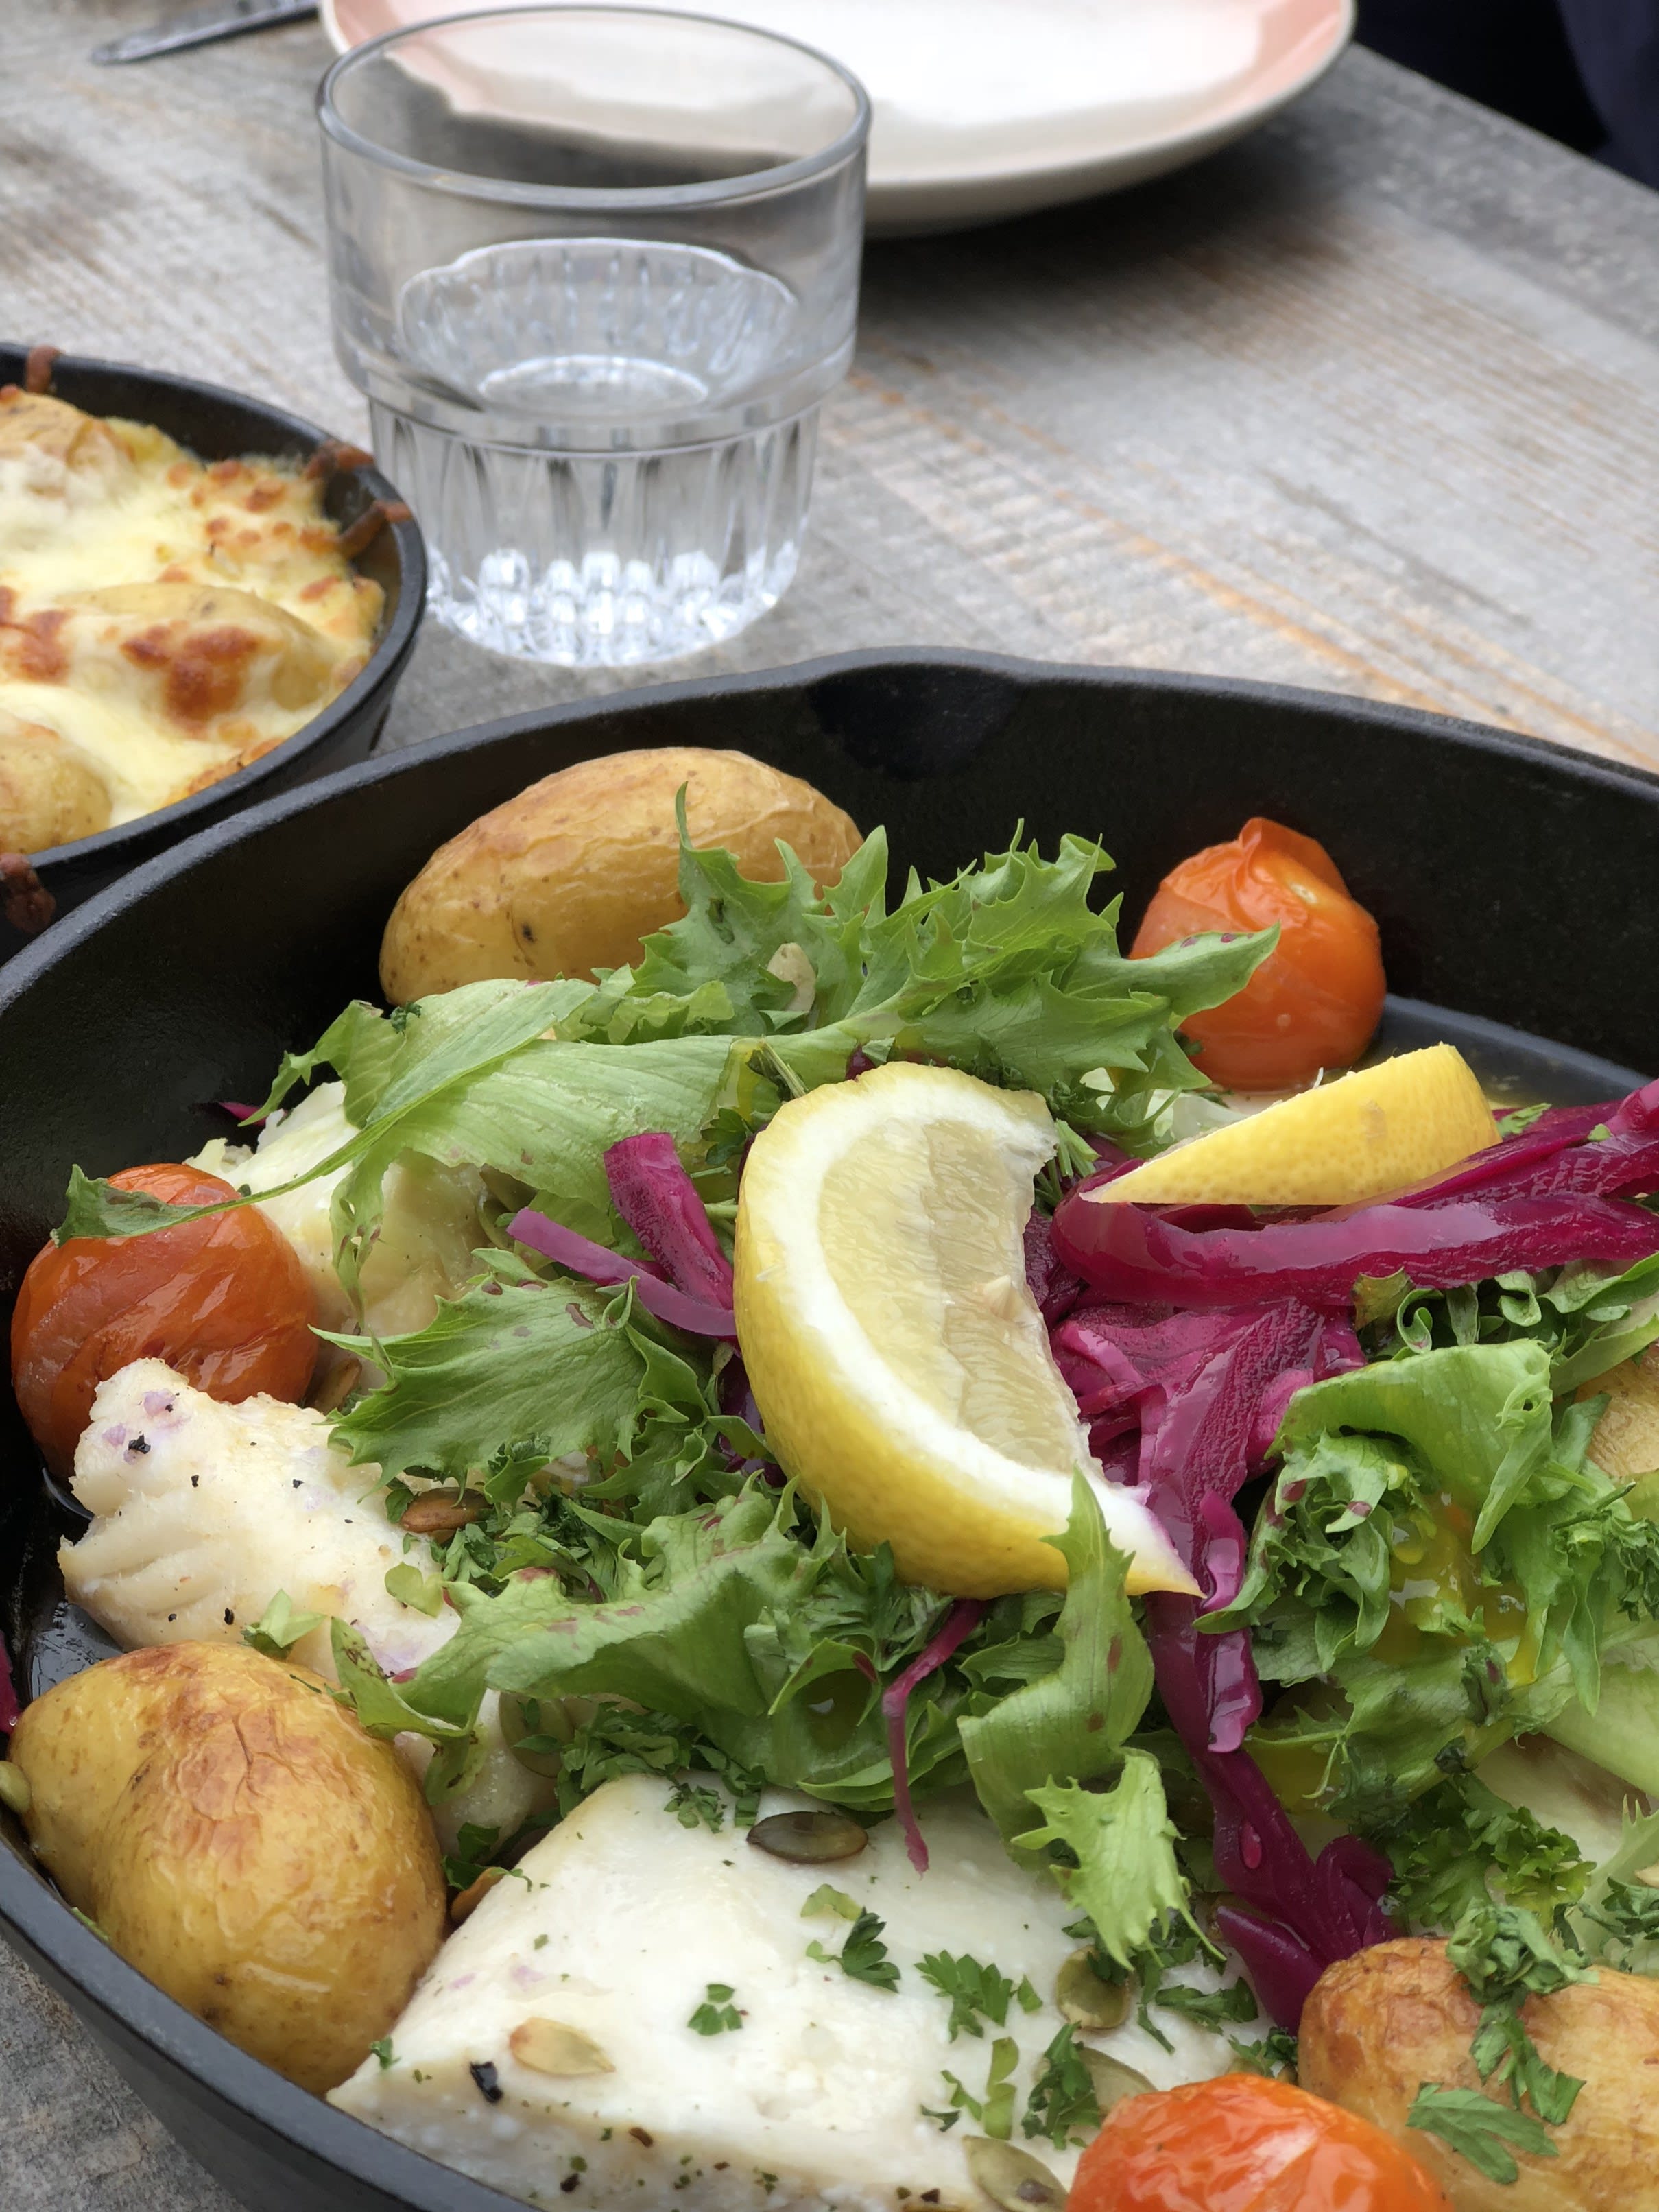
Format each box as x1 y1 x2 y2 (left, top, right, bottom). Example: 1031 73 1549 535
1357 0 1659 187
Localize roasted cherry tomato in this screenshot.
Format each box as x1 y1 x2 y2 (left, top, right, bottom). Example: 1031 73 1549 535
10 1163 315 1476
1070 2075 1452 2212
1131 818 1385 1092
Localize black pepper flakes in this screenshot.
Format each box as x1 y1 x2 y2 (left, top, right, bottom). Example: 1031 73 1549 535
128 1436 150 1455
629 2127 654 2148
921 2195 941 2204
190 1475 200 1488
470 2061 503 2104
559 2178 580 2196
223 1609 235 1626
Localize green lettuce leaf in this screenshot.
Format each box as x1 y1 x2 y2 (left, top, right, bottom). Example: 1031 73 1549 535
1216 1344 1659 1820
542 822 1273 1145
1359 1252 1659 1399
957 1473 1154 1848
327 1257 647 1482
1012 1751 1193 1971
1542 1641 1659 1796
387 1482 968 1809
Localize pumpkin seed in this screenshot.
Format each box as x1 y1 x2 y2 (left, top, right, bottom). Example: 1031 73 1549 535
1081 2049 1154 2118
1055 1947 1130 2031
962 2137 1067 2211
509 2018 615 2078
747 1809 867 1863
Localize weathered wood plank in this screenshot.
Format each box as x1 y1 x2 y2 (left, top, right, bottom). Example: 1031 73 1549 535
2 4 1658 2204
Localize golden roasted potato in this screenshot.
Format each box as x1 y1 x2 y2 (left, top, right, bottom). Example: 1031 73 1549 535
0 707 110 851
10 1641 445 2093
379 746 862 1003
1582 1346 1659 1484
1300 1935 1659 2211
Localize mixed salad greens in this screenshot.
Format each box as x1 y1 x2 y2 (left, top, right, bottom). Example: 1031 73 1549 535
56 814 1659 2181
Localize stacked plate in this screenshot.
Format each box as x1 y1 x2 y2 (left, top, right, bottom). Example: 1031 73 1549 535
322 0 1355 233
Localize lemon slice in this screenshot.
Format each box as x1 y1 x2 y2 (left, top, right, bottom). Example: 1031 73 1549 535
732 1061 1196 1598
1094 1044 1496 1209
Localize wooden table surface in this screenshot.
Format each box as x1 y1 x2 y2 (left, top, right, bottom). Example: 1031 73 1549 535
3 3 1658 2204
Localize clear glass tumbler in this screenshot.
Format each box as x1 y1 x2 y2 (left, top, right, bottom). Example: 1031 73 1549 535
318 7 868 667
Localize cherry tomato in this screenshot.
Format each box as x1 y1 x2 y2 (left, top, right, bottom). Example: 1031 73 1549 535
1070 2076 1451 2212
1131 818 1385 1092
10 1163 315 1476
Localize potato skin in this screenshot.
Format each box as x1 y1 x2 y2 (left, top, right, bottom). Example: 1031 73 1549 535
1582 1346 1659 1483
379 746 862 1003
1300 1936 1659 2211
10 1641 445 2093
0 708 111 852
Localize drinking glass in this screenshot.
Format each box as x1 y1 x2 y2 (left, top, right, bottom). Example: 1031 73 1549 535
318 6 868 667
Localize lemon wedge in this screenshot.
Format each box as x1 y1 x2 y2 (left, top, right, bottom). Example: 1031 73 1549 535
732 1061 1196 1598
1093 1044 1496 1209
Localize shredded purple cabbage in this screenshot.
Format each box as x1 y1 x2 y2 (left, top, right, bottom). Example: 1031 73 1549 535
604 1132 735 1307
1052 1078 1659 1309
1037 1076 1659 2025
1052 1293 1388 2024
507 1207 736 1338
1051 1191 1659 1310
881 1599 986 1872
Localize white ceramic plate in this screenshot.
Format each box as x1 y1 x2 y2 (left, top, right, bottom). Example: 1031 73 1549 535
321 0 1354 235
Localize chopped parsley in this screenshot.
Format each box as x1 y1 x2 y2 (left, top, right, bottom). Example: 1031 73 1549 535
241 1589 324 1658
1228 2028 1299 2080
370 2037 396 2069
916 1952 1018 2041
941 2036 1019 2140
688 1983 743 2036
1021 2025 1099 2149
383 1561 445 1616
666 1781 726 1833
1448 1903 1589 2131
800 1885 861 1922
1150 1978 1258 2031
1069 1911 1234 2054
1407 2085 1557 2184
807 1910 900 1991
1575 1877 1659 1968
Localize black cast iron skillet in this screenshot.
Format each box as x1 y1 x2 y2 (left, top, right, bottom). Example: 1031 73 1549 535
0 344 426 959
0 649 1654 2212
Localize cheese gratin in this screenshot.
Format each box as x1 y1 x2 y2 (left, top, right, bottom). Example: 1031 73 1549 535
0 386 384 853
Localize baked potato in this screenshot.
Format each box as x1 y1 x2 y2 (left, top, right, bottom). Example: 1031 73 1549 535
1300 1935 1659 2211
379 746 862 1003
9 1641 446 2093
0 706 110 851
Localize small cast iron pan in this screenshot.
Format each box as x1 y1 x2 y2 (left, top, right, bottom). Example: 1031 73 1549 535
0 344 426 958
0 650 1654 2212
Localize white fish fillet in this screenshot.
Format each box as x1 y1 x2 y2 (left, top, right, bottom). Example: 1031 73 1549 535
60 1359 550 1850
191 1080 485 1341
333 1773 1244 2211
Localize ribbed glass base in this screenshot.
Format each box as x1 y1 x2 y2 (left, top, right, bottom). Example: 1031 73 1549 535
370 403 816 667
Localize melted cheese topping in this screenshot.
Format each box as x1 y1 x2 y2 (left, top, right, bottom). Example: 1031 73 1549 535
0 388 384 850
